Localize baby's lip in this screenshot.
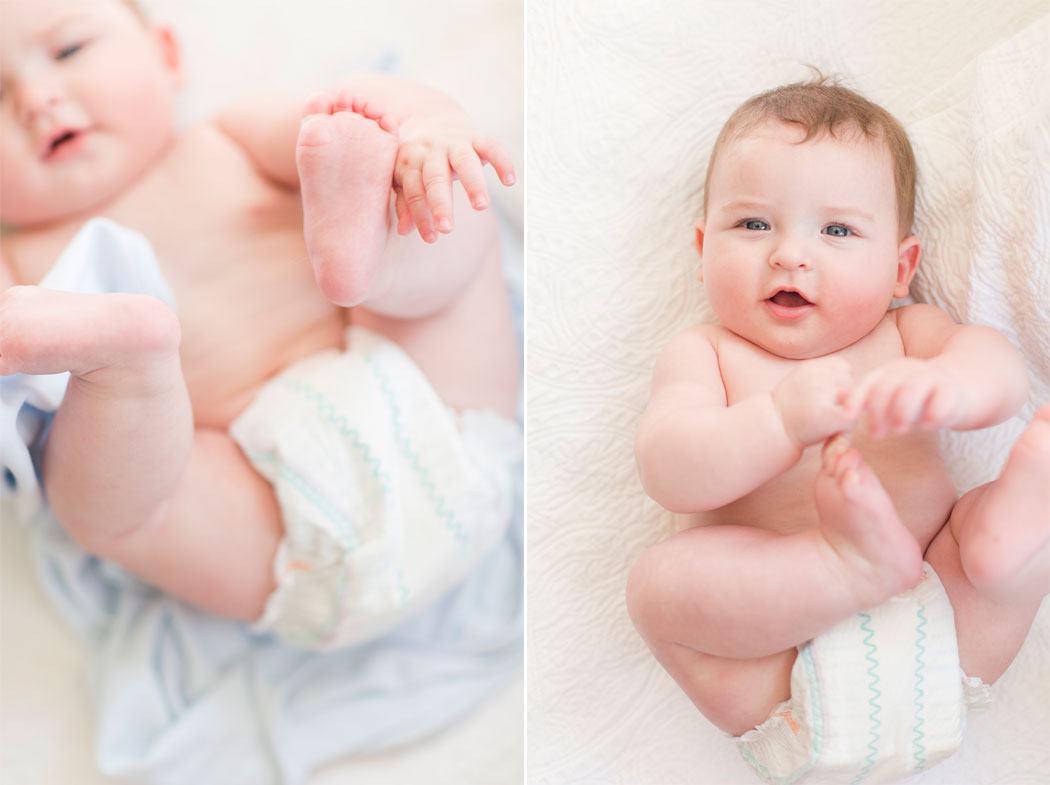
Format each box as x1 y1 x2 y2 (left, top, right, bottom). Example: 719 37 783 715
766 287 814 307
39 127 86 159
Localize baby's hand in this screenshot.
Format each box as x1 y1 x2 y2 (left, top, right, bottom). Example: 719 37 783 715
846 358 967 438
773 356 857 448
393 114 515 242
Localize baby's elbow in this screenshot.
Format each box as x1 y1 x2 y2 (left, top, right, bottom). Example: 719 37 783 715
635 431 720 514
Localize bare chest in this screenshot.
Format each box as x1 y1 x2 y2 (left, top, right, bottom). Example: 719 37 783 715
683 320 958 549
5 125 344 427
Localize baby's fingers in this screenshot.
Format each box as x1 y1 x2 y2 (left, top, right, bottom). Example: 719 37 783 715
400 168 437 243
843 371 879 421
473 136 516 188
885 379 936 436
394 189 413 235
422 152 455 233
450 145 491 210
921 385 963 429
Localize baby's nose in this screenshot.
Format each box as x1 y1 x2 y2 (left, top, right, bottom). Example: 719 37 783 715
768 239 809 271
15 77 64 126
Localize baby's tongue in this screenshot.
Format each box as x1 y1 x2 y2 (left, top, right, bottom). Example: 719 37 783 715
771 291 809 307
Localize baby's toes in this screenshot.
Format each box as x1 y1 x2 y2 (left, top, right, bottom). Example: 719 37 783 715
303 92 336 117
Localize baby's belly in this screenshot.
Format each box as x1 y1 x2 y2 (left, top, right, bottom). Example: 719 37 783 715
164 236 347 430
683 432 959 553
181 311 345 430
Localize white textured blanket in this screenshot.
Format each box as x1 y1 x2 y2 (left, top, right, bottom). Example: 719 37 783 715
527 2 1049 783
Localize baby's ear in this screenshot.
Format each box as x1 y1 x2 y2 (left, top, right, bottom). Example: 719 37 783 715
152 25 183 86
695 222 705 282
893 235 921 297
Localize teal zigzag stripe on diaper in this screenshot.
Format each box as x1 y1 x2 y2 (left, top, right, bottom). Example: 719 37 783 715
912 600 929 771
395 567 409 607
242 449 359 550
852 612 882 785
278 378 393 496
365 356 468 543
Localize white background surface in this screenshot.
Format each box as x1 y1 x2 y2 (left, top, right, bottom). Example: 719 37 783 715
527 1 1050 783
0 0 523 783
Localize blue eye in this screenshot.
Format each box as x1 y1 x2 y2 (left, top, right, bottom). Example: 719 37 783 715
824 224 851 237
741 219 770 231
56 42 84 60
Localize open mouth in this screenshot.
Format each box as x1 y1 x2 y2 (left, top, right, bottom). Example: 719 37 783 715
768 289 812 308
42 129 83 160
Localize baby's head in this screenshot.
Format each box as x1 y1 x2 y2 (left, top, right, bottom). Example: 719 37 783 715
703 77 917 240
697 77 922 359
0 0 181 228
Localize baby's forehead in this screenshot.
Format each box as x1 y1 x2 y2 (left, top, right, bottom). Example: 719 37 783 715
7 0 131 38
722 119 889 157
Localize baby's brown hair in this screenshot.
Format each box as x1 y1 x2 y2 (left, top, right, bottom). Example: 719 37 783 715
703 76 917 238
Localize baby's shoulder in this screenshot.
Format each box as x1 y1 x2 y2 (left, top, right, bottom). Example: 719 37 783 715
657 323 724 361
891 302 954 332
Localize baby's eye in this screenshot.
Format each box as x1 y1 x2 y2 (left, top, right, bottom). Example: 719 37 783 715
740 219 770 231
55 42 84 61
823 224 852 237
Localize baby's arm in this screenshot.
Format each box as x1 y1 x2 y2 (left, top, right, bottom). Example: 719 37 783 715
635 326 855 512
215 96 305 188
847 304 1029 437
216 75 514 235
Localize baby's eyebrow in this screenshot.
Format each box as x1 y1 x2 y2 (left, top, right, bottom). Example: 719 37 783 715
820 206 875 223
718 200 770 213
29 13 95 45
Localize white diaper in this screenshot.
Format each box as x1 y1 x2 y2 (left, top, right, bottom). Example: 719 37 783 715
736 562 990 785
230 326 520 650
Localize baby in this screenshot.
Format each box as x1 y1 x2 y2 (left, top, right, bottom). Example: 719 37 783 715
0 0 519 646
627 78 1049 759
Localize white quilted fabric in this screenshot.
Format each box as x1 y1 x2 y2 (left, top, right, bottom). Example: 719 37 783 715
527 2 1049 783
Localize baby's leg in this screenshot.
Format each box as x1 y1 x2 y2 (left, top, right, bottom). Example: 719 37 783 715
928 405 1050 683
0 287 280 620
297 93 518 418
627 437 923 734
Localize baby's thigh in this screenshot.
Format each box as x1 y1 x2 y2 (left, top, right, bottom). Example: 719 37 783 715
926 523 1042 684
351 252 518 418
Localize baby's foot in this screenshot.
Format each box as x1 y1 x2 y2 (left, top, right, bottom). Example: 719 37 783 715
297 91 400 307
0 286 180 387
959 405 1050 600
814 436 924 607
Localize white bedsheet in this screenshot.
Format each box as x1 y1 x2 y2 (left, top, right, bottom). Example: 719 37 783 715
0 0 523 783
527 2 1049 783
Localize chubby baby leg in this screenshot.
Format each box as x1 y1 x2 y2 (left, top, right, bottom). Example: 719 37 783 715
950 405 1050 605
928 406 1050 683
0 286 191 537
627 438 923 733
0 286 280 620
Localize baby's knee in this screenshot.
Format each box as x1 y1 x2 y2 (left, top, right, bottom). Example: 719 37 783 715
679 650 794 736
625 546 665 641
113 293 182 355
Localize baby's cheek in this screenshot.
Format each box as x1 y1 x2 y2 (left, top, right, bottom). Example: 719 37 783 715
834 284 894 334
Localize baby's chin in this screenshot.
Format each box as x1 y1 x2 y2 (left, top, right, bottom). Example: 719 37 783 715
737 328 854 361
1 188 118 230
4 167 145 230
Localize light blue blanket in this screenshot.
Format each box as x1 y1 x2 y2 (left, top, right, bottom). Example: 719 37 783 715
0 218 523 785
